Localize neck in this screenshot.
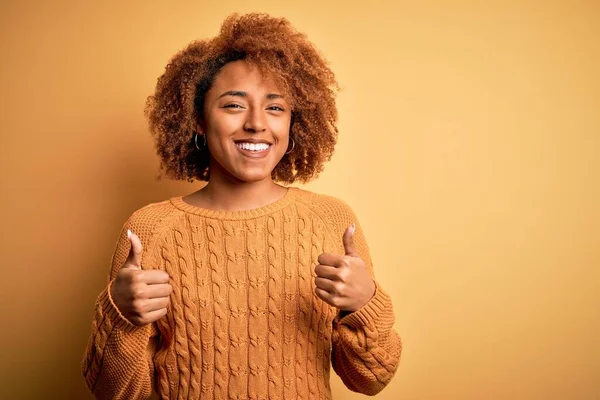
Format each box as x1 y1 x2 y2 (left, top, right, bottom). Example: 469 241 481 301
189 167 287 212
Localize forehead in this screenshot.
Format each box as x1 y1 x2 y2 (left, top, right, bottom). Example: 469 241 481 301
209 60 284 95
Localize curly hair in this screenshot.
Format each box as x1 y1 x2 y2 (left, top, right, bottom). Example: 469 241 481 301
145 13 340 183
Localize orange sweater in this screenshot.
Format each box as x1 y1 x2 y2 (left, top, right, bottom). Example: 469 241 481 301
82 187 401 399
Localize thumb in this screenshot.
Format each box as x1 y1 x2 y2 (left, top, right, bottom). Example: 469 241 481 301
342 223 359 257
125 229 143 269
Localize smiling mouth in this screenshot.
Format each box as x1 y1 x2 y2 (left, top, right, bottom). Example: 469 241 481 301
235 142 271 152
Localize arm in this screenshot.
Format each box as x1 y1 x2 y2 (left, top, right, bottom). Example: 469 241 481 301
81 214 160 400
323 199 402 395
331 280 401 395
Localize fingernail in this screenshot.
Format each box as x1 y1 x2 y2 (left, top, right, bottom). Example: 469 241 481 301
127 229 132 239
350 223 356 235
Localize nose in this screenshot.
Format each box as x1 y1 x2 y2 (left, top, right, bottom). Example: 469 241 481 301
243 107 266 133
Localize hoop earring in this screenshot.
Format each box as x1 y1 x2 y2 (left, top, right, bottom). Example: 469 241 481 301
194 133 206 150
285 137 295 155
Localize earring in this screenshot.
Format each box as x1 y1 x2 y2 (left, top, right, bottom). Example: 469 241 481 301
285 137 295 155
194 133 206 150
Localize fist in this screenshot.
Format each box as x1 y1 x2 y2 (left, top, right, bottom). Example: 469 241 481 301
110 229 173 326
314 224 376 312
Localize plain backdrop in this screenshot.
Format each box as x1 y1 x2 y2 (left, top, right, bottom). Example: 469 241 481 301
0 1 598 399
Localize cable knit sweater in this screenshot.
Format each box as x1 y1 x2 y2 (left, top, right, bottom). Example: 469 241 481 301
82 187 401 399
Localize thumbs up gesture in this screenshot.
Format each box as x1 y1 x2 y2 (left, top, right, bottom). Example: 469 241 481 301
314 224 376 312
110 230 173 326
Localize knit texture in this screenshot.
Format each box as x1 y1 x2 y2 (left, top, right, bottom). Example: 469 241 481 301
82 187 401 399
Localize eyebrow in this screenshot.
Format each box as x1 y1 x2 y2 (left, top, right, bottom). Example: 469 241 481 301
217 90 284 100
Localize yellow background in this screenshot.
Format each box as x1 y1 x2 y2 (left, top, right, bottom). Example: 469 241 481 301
1 1 598 399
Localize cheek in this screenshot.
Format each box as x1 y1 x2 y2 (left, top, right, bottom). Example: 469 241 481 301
207 113 239 137
272 118 292 142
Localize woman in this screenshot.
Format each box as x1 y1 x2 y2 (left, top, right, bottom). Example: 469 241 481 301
82 13 401 400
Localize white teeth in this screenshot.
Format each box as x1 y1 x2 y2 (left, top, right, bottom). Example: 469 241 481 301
236 142 270 151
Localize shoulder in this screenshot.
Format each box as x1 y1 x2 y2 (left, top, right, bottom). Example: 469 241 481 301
108 199 184 273
128 198 180 224
291 187 358 228
123 198 184 244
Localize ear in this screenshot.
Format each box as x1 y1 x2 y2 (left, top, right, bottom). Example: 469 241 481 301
196 112 207 133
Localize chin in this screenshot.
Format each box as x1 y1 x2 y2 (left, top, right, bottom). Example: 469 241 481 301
231 168 274 183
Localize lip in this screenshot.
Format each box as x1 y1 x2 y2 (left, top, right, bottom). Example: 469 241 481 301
235 142 272 159
233 138 274 145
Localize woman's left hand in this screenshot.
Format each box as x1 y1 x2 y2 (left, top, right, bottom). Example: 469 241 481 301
314 224 376 312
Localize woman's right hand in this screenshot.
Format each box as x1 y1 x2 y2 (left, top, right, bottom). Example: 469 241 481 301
110 230 173 326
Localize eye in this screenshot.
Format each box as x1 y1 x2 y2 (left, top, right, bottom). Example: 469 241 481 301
267 106 285 112
223 104 245 109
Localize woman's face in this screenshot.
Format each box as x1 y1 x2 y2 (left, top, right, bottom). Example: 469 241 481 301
202 60 292 184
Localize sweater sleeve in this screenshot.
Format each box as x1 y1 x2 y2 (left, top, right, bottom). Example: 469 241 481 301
81 209 162 400
331 282 401 396
310 194 402 395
